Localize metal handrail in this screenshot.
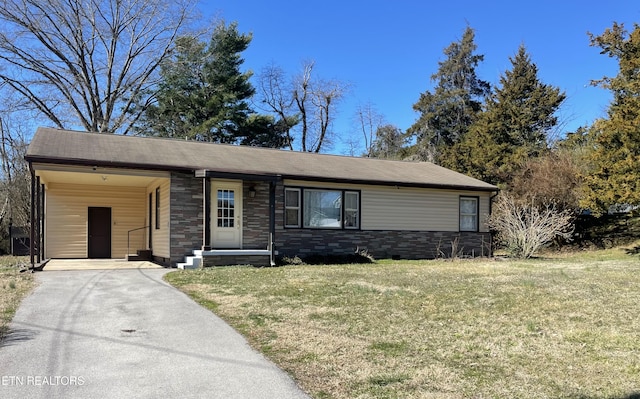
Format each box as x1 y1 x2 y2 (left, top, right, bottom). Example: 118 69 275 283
127 226 149 256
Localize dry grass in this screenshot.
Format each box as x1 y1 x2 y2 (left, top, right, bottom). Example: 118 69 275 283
165 248 640 399
0 256 35 344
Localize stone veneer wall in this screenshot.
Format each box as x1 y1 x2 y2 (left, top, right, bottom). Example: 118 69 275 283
169 172 203 267
242 181 271 249
273 181 492 260
202 254 270 267
275 229 492 260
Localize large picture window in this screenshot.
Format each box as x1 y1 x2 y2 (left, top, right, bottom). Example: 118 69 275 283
304 189 342 228
459 196 478 232
285 187 360 229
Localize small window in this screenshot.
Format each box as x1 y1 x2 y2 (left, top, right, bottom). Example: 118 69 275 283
284 188 301 227
344 191 359 229
460 197 478 232
155 187 160 230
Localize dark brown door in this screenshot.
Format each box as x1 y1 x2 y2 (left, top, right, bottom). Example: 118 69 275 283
88 207 111 258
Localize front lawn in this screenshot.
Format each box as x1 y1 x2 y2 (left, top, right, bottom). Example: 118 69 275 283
0 257 35 344
165 249 640 399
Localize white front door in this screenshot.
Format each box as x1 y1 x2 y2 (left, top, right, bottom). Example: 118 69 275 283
211 181 242 248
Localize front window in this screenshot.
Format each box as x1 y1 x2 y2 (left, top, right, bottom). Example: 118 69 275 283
304 189 342 228
285 187 360 229
460 196 478 232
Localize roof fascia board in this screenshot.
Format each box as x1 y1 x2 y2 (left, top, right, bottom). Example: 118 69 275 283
196 169 281 182
31 162 170 178
25 156 192 173
280 174 499 192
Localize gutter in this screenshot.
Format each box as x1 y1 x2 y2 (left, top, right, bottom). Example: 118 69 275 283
489 190 500 215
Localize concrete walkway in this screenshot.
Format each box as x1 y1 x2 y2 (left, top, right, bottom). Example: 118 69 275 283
43 259 163 271
0 268 310 399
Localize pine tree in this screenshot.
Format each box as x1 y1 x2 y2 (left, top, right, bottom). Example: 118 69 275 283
407 26 490 163
370 124 406 159
581 23 640 214
447 45 565 187
136 21 285 146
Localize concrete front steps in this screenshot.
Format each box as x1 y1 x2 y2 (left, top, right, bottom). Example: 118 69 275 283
177 253 203 269
177 249 273 269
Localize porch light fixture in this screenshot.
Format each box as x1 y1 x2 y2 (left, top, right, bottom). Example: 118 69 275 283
249 186 256 198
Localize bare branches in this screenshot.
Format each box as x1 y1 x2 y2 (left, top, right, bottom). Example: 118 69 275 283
0 105 31 230
256 63 297 150
0 0 196 134
489 193 574 258
257 60 348 153
354 102 385 157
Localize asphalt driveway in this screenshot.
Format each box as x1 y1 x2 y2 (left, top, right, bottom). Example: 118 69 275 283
0 267 310 399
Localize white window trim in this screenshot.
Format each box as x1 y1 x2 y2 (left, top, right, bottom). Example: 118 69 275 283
284 188 301 228
303 189 343 229
460 196 479 232
344 191 360 230
284 187 361 230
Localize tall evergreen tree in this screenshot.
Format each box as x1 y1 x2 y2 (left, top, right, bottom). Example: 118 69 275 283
581 23 640 214
370 124 406 160
136 21 285 146
407 26 490 163
448 45 565 187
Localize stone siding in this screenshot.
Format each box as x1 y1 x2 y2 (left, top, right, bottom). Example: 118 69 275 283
202 254 271 267
275 229 492 260
242 181 271 249
273 181 492 260
169 172 203 266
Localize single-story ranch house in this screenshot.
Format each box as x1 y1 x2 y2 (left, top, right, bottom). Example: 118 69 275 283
26 127 498 268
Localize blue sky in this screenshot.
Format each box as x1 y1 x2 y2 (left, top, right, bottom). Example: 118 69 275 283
200 0 639 154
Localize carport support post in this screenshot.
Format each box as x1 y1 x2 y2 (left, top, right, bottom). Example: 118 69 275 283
269 180 276 265
35 175 41 264
40 182 45 260
29 167 35 267
202 176 211 251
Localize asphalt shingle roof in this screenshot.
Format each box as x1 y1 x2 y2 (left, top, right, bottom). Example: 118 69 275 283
26 127 498 191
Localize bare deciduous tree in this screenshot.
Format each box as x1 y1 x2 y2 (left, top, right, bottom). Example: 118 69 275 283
0 100 32 252
353 102 385 157
0 0 196 134
257 63 298 150
257 60 348 153
488 193 574 258
509 150 584 212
